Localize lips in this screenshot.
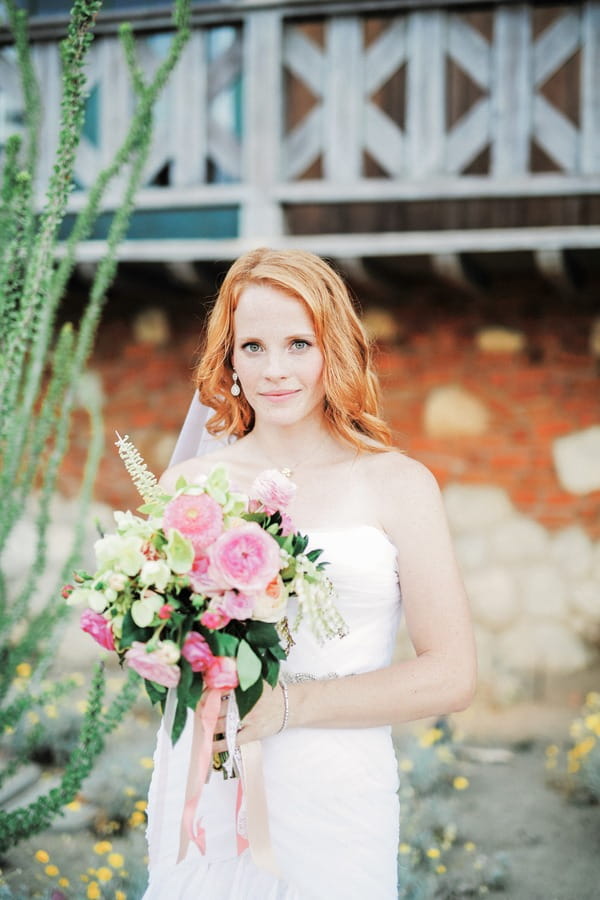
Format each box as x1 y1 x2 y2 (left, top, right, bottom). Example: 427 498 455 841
259 390 300 400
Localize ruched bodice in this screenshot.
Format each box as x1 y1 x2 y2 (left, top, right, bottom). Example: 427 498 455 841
144 526 403 900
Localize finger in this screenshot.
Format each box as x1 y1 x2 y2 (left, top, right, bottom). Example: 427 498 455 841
213 736 228 753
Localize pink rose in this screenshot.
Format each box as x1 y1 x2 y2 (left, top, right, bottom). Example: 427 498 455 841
200 607 231 629
252 576 288 623
204 656 239 690
221 590 254 620
158 604 173 620
163 493 224 553
250 469 296 514
81 608 115 651
189 553 220 594
209 522 281 592
125 641 181 688
182 632 214 672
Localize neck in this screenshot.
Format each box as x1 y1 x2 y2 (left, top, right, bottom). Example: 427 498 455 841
248 417 333 473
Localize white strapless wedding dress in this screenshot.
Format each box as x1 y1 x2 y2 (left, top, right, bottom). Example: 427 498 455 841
143 526 403 899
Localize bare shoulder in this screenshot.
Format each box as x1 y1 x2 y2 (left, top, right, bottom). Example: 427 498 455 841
363 450 444 533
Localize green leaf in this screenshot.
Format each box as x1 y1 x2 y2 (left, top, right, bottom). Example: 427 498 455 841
171 697 188 744
245 621 282 648
306 548 323 563
121 609 154 647
164 528 194 574
268 643 288 662
235 677 263 720
236 639 262 692
262 655 280 689
144 679 166 705
206 631 239 657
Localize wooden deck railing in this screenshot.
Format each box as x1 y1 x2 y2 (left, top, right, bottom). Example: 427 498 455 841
2 0 600 266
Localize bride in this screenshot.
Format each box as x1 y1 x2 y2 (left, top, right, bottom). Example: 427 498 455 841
142 247 476 899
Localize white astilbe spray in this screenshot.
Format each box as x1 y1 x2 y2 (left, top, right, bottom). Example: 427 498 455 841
115 432 162 503
292 556 348 645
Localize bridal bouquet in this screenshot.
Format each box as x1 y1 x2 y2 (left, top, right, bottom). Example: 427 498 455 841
67 436 346 742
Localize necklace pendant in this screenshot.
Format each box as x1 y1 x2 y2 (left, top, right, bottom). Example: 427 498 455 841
280 466 293 479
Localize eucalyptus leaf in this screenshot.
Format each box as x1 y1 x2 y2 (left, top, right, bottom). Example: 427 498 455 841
237 639 262 691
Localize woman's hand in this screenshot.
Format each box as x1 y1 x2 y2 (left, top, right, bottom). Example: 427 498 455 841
212 684 286 752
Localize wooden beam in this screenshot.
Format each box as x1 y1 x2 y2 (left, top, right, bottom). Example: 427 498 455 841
59 225 600 263
431 252 485 295
534 248 579 294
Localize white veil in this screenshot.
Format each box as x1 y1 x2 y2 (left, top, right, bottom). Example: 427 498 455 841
168 390 231 466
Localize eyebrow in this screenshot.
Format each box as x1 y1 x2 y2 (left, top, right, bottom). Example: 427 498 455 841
237 332 316 342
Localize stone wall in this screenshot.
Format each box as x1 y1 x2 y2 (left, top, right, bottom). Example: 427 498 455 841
47 279 600 696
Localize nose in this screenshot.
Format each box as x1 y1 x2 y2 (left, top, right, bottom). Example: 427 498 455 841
263 349 289 380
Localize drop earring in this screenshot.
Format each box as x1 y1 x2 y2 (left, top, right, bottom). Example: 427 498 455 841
230 371 241 397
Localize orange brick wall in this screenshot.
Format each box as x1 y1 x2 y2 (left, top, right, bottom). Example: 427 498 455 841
58 285 600 538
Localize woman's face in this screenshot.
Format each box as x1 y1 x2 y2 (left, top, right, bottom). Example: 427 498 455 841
232 283 325 429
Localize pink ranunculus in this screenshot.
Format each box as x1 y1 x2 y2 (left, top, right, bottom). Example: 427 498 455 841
200 607 231 630
204 656 239 690
158 604 173 620
80 608 115 651
125 641 181 688
209 522 282 592
163 492 224 553
181 632 214 672
250 469 296 514
221 589 254 620
279 512 295 537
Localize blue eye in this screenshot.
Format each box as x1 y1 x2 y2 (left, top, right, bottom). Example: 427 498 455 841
291 340 310 350
242 342 261 352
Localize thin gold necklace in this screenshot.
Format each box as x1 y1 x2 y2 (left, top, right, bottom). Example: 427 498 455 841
255 433 330 479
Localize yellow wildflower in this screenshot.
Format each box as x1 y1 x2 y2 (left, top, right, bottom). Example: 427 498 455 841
545 744 559 757
464 841 476 852
15 662 32 678
140 757 154 769
80 875 89 883
66 800 81 811
44 705 58 719
584 713 600 735
45 864 59 877
97 866 113 882
108 853 124 869
135 800 148 811
570 720 583 739
115 892 127 900
123 786 136 797
94 841 112 855
399 758 413 772
545 758 557 770
426 847 440 859
27 711 40 725
453 776 469 790
436 864 447 874
568 758 581 774
398 843 411 855
59 878 70 888
129 811 145 827
419 728 443 748
76 700 88 714
585 691 600 708
34 850 49 864
87 882 101 900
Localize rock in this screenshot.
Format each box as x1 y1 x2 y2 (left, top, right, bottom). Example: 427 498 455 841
443 484 514 534
361 307 401 343
132 307 171 346
0 762 42 805
465 567 519 633
423 384 490 438
497 621 590 673
552 426 600 494
489 515 549 563
475 327 526 354
454 533 489 571
569 580 600 630
552 526 593 579
516 563 568 620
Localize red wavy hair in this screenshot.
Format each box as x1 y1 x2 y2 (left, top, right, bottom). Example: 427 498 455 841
195 247 392 452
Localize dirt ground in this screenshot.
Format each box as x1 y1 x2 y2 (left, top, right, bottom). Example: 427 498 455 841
2 668 599 900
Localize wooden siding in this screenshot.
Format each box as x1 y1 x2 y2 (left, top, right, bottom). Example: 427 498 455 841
2 1 600 263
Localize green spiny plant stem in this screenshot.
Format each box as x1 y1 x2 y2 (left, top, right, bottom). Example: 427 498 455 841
3 0 41 178
0 0 102 432
0 666 140 853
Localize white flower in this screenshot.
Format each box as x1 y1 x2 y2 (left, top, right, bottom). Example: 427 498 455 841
66 587 97 608
95 533 144 577
131 590 163 627
107 572 128 592
157 639 180 665
252 576 288 623
113 510 154 539
88 590 109 613
139 560 171 592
